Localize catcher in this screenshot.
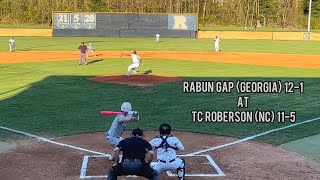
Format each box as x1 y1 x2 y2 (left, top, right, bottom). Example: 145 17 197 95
149 123 185 180
105 102 139 161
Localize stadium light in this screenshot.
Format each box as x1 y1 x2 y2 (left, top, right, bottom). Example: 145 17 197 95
307 0 312 32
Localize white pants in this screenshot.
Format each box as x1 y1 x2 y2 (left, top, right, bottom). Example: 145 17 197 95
9 43 14 52
152 157 184 175
214 44 220 52
156 37 160 43
127 63 140 75
107 136 123 147
215 44 220 52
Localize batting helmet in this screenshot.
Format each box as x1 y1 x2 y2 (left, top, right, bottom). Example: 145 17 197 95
121 102 132 112
159 124 171 135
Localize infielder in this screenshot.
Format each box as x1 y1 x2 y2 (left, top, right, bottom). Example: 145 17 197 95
149 124 185 180
214 36 221 52
8 37 15 52
86 43 97 58
105 102 139 161
126 50 142 76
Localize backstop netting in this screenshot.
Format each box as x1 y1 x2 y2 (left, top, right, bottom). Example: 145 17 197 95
52 12 197 38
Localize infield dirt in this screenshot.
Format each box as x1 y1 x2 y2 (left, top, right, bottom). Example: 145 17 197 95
0 131 319 180
1 51 320 69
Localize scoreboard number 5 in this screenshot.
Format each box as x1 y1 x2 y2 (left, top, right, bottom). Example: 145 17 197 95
73 14 80 23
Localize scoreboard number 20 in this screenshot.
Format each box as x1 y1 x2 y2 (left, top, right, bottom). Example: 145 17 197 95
84 14 95 23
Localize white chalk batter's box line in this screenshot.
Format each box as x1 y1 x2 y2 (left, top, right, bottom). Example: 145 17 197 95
79 154 225 179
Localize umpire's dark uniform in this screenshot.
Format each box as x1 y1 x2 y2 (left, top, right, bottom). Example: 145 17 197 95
107 128 159 180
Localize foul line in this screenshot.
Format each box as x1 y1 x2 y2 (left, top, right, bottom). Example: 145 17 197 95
0 125 110 156
187 116 320 156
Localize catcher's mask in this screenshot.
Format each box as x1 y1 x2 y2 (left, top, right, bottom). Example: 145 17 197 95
159 124 171 135
132 128 143 137
121 102 132 112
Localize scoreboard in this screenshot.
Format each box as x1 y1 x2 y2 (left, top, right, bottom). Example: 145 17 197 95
52 12 197 38
54 13 96 29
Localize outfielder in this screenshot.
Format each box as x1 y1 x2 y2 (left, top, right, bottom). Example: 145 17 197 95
156 34 160 43
149 124 185 180
87 43 97 58
214 36 221 52
105 102 139 161
126 50 142 76
8 37 15 52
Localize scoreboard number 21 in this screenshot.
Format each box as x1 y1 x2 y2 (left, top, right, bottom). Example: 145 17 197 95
58 14 68 23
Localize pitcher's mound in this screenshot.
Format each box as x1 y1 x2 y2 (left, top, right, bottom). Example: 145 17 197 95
90 74 181 86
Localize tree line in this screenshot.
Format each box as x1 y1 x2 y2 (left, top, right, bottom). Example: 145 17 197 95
1 0 320 29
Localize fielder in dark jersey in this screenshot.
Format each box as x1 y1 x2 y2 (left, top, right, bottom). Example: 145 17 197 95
78 42 88 65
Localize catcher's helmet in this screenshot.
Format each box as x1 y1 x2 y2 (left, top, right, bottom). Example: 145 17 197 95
132 128 143 137
159 124 171 135
121 102 132 112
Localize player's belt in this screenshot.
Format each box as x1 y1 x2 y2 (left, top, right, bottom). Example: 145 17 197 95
158 158 175 163
123 159 141 162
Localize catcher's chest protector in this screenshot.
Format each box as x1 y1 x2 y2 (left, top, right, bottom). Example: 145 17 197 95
155 135 178 151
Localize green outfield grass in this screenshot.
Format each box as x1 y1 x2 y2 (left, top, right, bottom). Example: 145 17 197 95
1 37 320 55
0 56 320 145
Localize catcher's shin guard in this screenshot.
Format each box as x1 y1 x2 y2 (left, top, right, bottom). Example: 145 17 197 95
177 157 185 180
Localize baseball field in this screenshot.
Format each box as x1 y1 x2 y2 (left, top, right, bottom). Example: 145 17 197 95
0 37 320 179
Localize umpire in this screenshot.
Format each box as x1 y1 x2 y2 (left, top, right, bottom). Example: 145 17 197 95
107 128 159 180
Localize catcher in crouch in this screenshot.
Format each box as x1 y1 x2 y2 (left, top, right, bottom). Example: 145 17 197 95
149 123 185 180
105 102 139 161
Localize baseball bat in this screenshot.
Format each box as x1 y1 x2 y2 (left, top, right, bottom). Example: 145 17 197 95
101 111 125 115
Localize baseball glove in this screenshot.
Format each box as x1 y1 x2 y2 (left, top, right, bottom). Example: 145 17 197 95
128 111 140 121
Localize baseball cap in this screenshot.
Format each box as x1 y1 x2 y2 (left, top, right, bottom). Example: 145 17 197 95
132 128 143 137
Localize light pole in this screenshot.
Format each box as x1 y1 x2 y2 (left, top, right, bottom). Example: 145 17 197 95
307 0 312 32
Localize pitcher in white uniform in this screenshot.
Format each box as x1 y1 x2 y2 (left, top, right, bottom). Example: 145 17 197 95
149 124 185 180
126 50 142 76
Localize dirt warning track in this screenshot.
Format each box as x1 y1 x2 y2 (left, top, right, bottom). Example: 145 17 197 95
1 51 320 69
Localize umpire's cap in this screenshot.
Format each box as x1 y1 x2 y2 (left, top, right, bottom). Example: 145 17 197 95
132 128 143 137
159 124 171 135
